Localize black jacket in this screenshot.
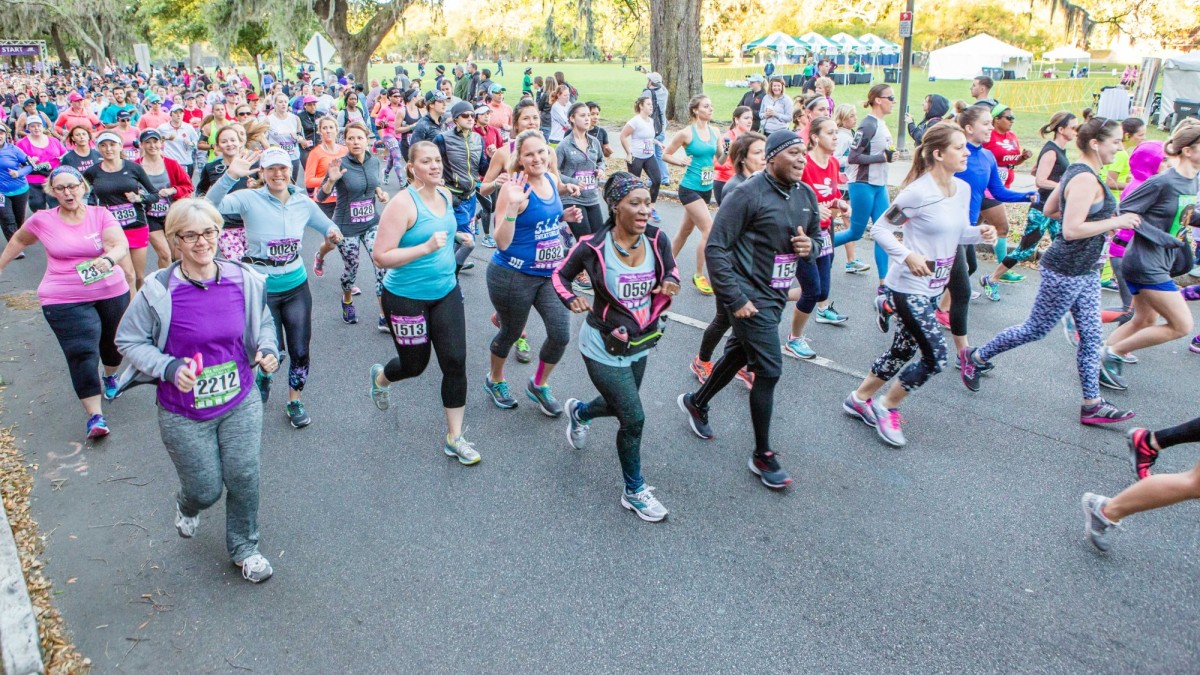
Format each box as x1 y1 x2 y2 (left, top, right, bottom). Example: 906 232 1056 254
554 223 679 337
705 171 821 313
906 94 950 145
738 89 766 132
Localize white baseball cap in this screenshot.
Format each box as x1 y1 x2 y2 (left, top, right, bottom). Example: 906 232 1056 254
259 147 291 168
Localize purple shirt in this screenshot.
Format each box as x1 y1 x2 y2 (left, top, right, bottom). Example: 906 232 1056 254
157 263 252 420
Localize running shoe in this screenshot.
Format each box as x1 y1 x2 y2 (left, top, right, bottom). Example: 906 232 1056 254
1111 350 1139 365
484 375 518 409
285 400 311 428
1080 399 1134 425
526 378 563 417
513 337 532 364
256 370 271 403
693 274 714 296
1099 348 1127 390
14 252 24 260
735 367 754 390
351 286 362 296
102 374 120 401
621 485 668 522
236 553 274 583
690 356 713 384
1100 278 1119 293
377 316 389 333
651 208 661 223
869 398 906 447
1127 427 1157 480
1080 492 1118 552
748 452 792 489
842 391 877 428
1062 314 1080 347
461 261 475 271
175 502 198 538
481 235 497 248
998 271 1025 283
564 398 590 450
934 309 950 330
342 300 358 324
444 432 481 465
874 293 894 333
677 392 713 440
573 274 593 292
979 275 1001 302
1192 335 1200 354
369 364 390 411
959 347 984 392
844 259 871 274
313 252 325 277
86 413 110 439
954 352 994 374
813 303 849 325
784 335 815 359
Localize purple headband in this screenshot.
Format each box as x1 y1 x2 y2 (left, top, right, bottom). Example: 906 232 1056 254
49 165 85 184
603 172 649 210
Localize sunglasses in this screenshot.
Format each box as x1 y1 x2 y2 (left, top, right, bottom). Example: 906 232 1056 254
1000 115 1015 121
883 95 896 101
237 110 253 116
458 113 475 119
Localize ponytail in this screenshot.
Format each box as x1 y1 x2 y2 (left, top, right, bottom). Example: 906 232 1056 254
902 123 964 187
1039 111 1075 137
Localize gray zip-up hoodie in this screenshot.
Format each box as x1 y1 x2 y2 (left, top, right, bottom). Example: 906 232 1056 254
114 260 278 392
555 133 605 206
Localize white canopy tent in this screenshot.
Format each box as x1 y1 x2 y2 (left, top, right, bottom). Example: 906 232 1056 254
1161 55 1200 124
927 34 1032 80
744 31 805 55
828 32 865 53
797 32 836 53
859 33 900 53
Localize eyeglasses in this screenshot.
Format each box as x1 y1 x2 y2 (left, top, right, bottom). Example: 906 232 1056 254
176 228 220 244
51 182 83 193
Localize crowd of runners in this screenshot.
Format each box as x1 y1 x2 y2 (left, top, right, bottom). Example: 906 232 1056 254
0 60 1196 582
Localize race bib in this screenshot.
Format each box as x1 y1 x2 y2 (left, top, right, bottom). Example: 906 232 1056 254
265 238 300 263
0 194 5 207
146 199 169 219
617 271 655 309
771 253 798 289
638 139 654 156
279 139 296 152
699 167 714 187
107 202 137 227
390 314 428 346
997 167 1010 183
818 230 833 258
192 361 241 410
534 238 565 269
928 255 955 290
123 148 139 161
75 260 112 286
350 198 375 224
575 170 597 191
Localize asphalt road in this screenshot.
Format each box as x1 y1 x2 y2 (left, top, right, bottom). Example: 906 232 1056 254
0 192 1197 673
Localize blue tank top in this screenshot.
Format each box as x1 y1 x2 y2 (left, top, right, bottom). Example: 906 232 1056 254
491 174 565 277
681 124 717 192
382 187 457 300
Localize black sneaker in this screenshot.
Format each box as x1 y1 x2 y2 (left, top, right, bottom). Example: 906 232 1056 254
677 392 713 440
873 292 893 333
748 451 792 489
959 347 984 392
285 400 311 428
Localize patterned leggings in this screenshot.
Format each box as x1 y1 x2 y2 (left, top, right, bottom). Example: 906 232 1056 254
336 227 384 297
978 267 1102 399
219 227 247 262
1002 209 1061 268
871 290 947 392
382 136 405 182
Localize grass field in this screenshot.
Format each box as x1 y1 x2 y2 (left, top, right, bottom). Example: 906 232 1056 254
368 60 1161 151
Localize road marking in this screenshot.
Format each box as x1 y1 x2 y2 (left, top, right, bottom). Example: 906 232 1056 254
665 312 868 379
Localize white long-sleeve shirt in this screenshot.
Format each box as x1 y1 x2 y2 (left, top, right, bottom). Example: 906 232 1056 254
872 173 982 297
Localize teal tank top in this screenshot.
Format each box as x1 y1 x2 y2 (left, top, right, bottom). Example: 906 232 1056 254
382 187 457 300
681 124 717 192
579 235 657 367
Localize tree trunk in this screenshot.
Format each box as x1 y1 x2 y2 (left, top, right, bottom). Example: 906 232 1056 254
312 0 413 86
649 0 703 123
341 49 371 87
49 24 71 66
189 42 203 70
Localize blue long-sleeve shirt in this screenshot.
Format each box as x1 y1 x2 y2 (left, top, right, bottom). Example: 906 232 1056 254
207 172 338 293
956 143 1033 224
0 144 32 196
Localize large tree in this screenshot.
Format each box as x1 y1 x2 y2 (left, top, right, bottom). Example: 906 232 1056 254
649 0 702 122
310 0 420 83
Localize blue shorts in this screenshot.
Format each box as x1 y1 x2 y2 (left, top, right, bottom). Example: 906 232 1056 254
1126 279 1178 295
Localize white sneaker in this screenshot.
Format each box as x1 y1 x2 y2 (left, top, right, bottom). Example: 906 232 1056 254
175 502 198 538
621 486 668 522
236 553 273 583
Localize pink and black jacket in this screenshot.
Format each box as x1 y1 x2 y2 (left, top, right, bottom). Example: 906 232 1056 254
552 223 680 337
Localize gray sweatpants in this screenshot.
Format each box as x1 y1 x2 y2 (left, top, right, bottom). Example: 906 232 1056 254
158 394 263 562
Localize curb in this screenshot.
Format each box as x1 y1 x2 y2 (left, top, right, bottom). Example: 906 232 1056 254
0 498 43 675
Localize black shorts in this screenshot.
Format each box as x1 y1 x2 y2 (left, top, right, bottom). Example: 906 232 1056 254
980 197 1002 212
678 185 713 206
147 217 165 233
725 305 784 379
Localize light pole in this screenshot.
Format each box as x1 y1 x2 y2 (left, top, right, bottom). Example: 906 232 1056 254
896 0 915 154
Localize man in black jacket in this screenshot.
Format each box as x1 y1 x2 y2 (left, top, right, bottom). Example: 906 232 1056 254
678 130 821 490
